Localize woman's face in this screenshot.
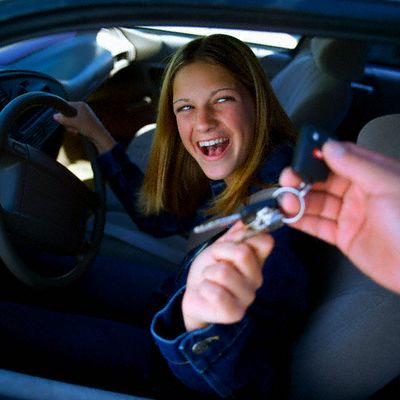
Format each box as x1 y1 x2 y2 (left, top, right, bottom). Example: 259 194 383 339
172 61 256 183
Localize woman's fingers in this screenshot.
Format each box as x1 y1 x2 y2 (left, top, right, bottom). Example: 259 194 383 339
221 221 274 265
201 263 256 317
188 278 247 326
221 228 274 273
183 226 274 330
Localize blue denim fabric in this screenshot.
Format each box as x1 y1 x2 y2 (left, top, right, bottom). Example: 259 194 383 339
151 224 309 398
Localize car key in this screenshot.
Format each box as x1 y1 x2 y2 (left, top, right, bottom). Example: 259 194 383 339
231 204 285 242
291 124 332 184
193 187 306 242
269 124 333 226
286 124 333 197
193 197 280 235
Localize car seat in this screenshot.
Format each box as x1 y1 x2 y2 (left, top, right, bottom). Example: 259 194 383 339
288 114 400 400
357 113 400 160
100 123 188 271
271 37 368 133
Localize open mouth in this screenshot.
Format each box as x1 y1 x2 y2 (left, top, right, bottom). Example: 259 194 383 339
198 137 230 157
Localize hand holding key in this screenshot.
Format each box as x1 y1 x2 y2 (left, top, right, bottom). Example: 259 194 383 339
280 139 400 294
182 221 274 331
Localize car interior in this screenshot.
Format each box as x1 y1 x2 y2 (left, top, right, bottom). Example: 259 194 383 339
0 17 400 400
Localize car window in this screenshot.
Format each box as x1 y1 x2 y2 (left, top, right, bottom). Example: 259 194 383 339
139 25 300 57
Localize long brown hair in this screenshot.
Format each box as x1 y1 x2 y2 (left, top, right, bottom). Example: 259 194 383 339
139 34 294 217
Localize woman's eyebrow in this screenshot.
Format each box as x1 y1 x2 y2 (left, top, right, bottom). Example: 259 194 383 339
211 87 237 96
173 98 190 105
173 87 237 105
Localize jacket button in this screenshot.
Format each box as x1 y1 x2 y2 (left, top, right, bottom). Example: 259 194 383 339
191 336 220 355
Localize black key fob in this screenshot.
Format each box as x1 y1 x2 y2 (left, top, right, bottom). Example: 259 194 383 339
292 124 332 184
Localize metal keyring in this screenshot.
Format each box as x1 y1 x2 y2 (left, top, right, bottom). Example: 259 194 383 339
273 186 306 224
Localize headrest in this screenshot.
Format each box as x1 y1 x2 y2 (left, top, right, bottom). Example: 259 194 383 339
311 37 368 81
357 114 400 160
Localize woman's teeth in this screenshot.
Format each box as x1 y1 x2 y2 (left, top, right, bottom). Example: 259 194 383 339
198 137 229 157
198 137 228 147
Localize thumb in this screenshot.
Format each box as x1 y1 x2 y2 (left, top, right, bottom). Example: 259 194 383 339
53 112 69 125
323 140 400 193
218 220 247 242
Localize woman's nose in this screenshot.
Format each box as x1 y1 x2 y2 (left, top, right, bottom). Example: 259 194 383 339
195 107 216 133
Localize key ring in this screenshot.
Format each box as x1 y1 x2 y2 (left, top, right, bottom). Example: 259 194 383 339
273 186 306 224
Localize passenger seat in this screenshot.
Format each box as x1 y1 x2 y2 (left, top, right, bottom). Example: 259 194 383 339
271 37 368 133
288 114 400 400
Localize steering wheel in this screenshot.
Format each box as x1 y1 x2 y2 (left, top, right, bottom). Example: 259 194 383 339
0 91 105 289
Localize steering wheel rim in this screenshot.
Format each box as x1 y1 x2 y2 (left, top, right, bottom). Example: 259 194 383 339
0 91 105 289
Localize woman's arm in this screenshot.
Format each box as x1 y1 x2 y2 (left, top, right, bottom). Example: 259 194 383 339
55 102 189 237
151 223 309 398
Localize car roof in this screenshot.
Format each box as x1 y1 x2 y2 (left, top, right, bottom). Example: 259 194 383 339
0 0 400 45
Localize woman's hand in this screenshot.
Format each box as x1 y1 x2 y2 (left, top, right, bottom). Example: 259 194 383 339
182 222 274 331
53 101 116 154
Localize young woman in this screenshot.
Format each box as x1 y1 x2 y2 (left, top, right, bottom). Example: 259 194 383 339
54 34 295 235
23 34 309 398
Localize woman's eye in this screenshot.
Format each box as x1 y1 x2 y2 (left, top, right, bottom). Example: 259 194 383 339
216 96 235 103
176 104 192 113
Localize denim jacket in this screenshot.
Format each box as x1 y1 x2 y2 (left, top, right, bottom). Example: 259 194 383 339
98 143 309 398
151 226 308 399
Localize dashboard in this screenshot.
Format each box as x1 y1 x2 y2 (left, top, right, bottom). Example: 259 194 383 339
0 29 136 155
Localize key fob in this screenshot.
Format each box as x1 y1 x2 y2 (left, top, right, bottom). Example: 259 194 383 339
292 124 332 183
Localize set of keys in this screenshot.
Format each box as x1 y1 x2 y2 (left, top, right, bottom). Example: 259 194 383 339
193 125 332 241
